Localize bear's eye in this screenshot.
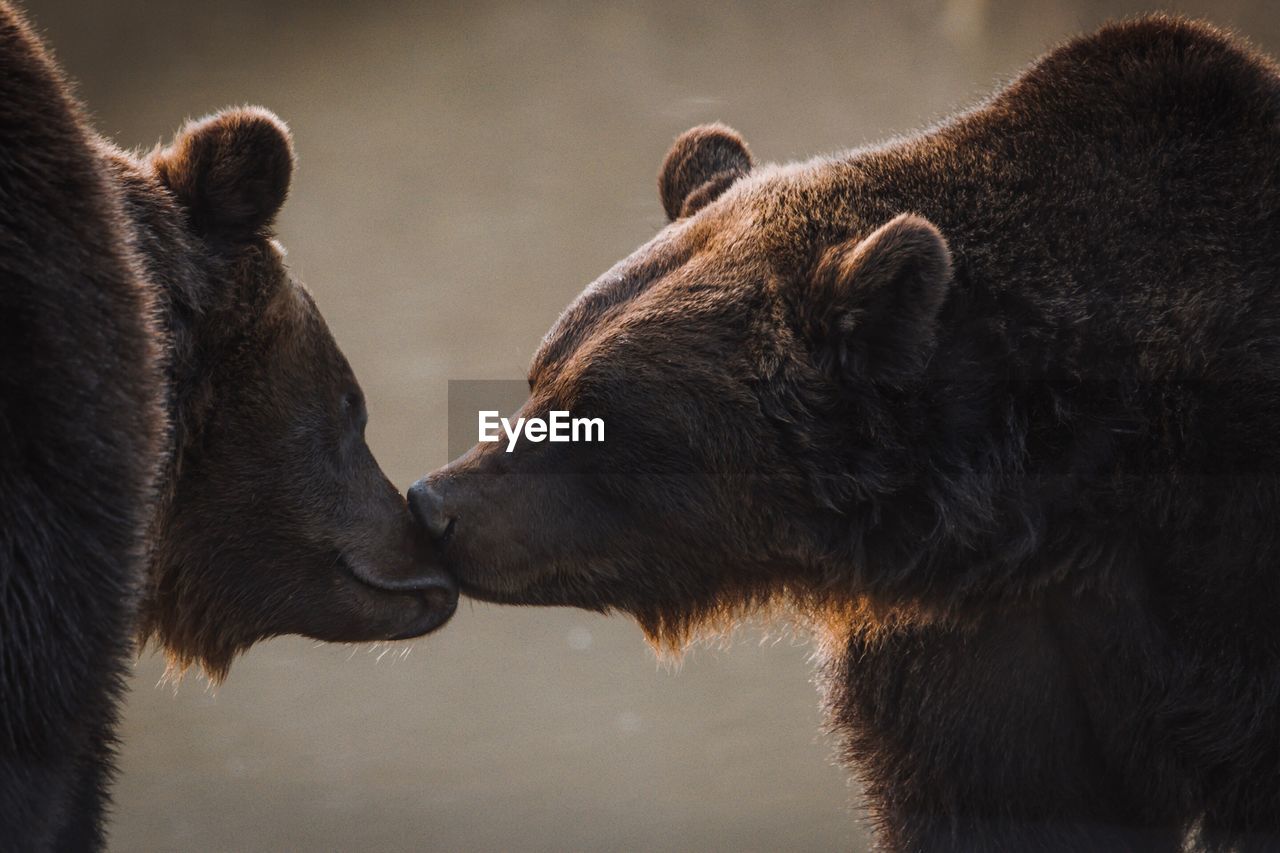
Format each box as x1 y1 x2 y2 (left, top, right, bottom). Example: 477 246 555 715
341 390 367 434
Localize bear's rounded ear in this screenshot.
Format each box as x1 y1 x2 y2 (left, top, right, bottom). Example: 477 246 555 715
152 107 294 238
804 213 953 383
658 124 752 221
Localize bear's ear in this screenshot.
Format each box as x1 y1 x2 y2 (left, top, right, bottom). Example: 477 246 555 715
804 213 952 382
658 124 752 221
152 107 294 238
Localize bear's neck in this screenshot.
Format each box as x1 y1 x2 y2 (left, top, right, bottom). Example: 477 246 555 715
815 266 1033 611
105 148 210 506
108 150 215 632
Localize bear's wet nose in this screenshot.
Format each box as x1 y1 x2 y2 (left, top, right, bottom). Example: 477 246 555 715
409 479 456 543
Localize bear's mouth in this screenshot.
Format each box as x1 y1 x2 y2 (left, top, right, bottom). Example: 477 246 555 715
334 553 459 638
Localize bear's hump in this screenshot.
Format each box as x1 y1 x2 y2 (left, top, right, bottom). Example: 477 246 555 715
991 15 1280 134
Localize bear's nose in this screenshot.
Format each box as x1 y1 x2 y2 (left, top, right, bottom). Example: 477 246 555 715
409 479 456 543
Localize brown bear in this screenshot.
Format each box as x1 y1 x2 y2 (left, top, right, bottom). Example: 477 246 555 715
413 16 1280 852
0 3 454 849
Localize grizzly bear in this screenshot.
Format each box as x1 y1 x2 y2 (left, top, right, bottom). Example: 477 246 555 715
413 16 1280 852
0 4 455 849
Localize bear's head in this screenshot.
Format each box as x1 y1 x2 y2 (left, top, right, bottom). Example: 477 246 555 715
411 125 956 647
126 108 456 678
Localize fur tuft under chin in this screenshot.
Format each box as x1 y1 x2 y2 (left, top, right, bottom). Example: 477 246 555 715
135 610 254 687
635 604 744 660
630 583 885 661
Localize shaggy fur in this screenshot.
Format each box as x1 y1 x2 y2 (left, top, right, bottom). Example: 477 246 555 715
416 16 1280 851
0 4 455 847
0 8 161 848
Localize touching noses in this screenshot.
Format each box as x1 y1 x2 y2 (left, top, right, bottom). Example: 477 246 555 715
408 479 456 543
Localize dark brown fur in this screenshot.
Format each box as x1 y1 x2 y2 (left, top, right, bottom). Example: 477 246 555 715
0 6 161 848
0 3 455 847
416 16 1280 852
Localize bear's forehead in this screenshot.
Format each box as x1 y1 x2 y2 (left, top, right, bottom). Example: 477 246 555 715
526 152 894 393
529 180 821 386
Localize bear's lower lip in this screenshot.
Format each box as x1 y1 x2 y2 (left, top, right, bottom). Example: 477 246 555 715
385 599 457 639
335 555 459 637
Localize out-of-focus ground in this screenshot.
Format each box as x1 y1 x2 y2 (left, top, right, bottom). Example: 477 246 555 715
23 1 1280 850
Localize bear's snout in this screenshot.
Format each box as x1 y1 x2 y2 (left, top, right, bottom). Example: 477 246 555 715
407 468 553 603
408 478 455 543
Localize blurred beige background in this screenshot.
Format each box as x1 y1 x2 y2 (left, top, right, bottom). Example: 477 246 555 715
24 1 1280 850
